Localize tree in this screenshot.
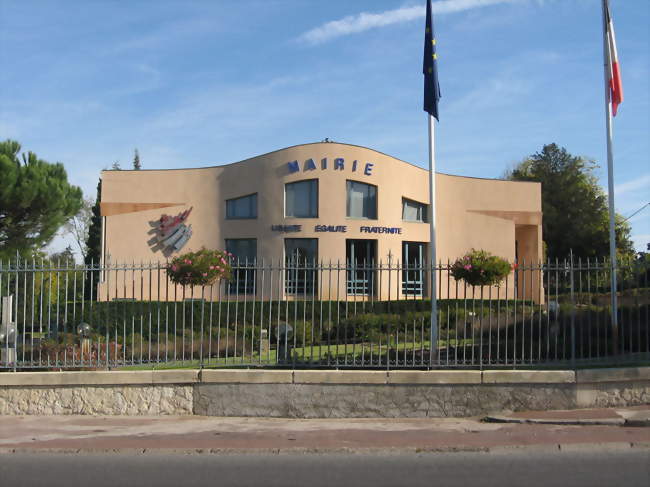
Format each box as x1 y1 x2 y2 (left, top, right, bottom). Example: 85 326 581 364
64 197 93 260
111 161 121 170
505 143 634 259
0 140 83 259
84 180 102 266
49 245 76 264
133 148 141 170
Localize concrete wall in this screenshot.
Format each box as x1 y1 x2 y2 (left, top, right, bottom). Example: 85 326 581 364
1 367 647 417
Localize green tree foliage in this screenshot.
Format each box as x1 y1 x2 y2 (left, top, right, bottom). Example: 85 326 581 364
49 245 76 263
505 143 634 259
84 180 102 266
0 140 83 259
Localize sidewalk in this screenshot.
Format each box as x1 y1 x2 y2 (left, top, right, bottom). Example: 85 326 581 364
485 404 650 426
1 406 648 454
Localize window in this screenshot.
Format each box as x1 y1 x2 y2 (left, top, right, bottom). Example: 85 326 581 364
226 194 257 219
285 239 318 295
402 198 428 223
346 181 377 219
402 242 426 296
285 180 318 218
225 239 257 294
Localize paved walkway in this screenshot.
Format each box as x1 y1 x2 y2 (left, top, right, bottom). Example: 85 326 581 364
485 404 650 426
0 407 648 454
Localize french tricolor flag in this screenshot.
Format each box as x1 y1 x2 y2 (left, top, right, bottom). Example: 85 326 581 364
605 1 623 116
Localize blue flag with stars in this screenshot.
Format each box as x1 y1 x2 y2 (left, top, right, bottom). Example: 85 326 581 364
423 0 441 120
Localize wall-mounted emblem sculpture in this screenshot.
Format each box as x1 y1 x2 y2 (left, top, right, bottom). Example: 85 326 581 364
148 207 193 256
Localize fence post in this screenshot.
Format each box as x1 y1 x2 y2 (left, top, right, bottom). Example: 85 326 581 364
610 255 620 357
1 295 17 368
570 251 576 365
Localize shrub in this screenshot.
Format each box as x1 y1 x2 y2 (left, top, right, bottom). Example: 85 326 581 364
166 248 232 286
450 249 512 287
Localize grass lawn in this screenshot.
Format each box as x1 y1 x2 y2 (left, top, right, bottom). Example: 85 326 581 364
117 337 477 370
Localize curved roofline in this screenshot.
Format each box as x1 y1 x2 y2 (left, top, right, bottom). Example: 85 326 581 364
101 141 538 184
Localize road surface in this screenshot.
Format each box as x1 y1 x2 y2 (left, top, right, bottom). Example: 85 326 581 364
0 449 648 487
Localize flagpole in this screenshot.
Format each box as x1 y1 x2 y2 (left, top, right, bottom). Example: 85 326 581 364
601 0 618 353
428 113 438 364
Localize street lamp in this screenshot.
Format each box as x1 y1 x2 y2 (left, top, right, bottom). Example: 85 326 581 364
77 323 91 338
77 322 92 359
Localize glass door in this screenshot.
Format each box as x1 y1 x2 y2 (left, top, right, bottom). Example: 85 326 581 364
346 240 377 295
402 242 426 296
284 239 318 295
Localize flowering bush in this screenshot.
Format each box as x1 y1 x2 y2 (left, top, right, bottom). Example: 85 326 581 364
450 249 512 287
166 248 232 286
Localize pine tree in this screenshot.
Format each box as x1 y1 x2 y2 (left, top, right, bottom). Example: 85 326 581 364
84 180 102 267
83 180 102 298
0 140 83 259
133 149 141 170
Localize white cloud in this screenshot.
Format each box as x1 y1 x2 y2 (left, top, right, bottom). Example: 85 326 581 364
449 70 533 112
106 17 218 54
298 0 520 44
615 174 650 196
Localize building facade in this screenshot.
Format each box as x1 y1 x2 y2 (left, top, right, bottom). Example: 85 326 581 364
100 142 542 300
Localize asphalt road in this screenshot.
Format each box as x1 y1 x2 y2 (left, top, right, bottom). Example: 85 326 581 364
1 449 648 487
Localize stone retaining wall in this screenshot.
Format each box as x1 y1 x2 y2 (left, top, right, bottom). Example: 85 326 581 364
0 385 193 415
0 367 648 417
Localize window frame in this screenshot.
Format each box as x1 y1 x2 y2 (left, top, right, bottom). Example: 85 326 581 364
346 179 378 220
401 197 428 223
225 193 258 220
284 179 319 219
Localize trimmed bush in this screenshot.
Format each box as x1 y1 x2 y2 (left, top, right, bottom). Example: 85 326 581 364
450 249 512 287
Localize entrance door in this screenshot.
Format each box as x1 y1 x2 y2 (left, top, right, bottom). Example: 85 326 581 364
346 240 377 295
402 242 426 296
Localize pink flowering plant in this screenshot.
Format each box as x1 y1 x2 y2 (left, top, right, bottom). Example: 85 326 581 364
166 248 232 286
450 249 512 287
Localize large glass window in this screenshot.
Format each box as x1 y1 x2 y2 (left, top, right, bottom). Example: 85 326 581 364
346 239 376 296
402 198 428 223
226 194 257 219
402 241 426 296
285 239 318 295
346 181 377 219
285 180 318 218
225 239 257 294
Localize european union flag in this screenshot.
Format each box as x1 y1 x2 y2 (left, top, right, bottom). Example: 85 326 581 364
423 0 441 120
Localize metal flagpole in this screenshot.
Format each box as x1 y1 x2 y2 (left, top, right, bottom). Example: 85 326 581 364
601 0 618 353
428 114 438 363
423 0 439 365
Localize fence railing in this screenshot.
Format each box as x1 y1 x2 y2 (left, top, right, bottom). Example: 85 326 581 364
0 257 648 370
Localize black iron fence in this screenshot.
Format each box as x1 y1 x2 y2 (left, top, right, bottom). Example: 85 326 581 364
0 256 648 370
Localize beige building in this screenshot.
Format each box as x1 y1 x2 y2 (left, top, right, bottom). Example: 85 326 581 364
100 142 542 300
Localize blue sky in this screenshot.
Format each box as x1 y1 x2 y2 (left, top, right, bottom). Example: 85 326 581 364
1 0 648 254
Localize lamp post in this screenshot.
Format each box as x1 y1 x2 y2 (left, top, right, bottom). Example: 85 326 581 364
77 322 92 359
